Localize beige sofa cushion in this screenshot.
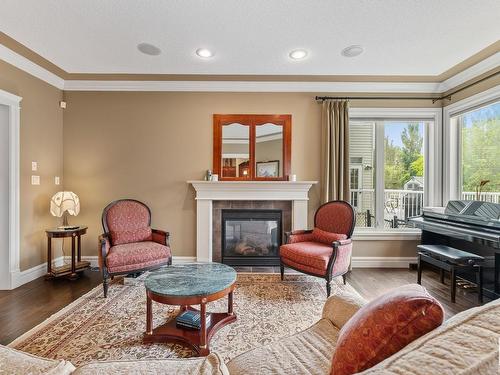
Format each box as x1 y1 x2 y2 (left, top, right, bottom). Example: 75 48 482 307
72 352 228 375
361 297 500 375
227 318 339 375
0 345 75 375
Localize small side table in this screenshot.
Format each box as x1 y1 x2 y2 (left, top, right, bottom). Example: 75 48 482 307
46 226 90 280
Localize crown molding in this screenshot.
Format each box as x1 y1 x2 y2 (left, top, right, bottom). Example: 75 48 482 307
0 42 497 94
439 52 500 92
0 44 64 89
62 80 442 93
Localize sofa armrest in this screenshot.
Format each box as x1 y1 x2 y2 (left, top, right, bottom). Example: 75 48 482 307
98 233 111 270
151 229 170 246
322 288 367 329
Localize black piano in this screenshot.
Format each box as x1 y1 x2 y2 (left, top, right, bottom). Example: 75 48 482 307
409 200 500 300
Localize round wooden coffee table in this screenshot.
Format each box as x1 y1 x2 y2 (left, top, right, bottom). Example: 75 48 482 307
143 263 237 356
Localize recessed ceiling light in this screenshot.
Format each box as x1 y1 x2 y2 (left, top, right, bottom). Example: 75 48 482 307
196 48 214 58
289 49 308 60
341 45 364 58
137 43 161 56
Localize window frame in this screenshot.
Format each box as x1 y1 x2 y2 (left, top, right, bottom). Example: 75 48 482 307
349 107 442 240
443 86 500 203
349 165 363 210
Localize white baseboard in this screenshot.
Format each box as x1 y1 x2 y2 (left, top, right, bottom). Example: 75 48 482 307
172 256 197 263
11 256 65 288
351 256 416 268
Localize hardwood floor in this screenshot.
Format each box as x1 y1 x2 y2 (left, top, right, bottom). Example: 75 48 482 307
0 266 487 345
0 269 102 345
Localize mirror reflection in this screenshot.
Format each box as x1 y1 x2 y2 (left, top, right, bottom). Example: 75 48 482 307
221 123 250 178
255 123 283 178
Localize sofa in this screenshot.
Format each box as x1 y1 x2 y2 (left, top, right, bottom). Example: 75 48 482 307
2 288 499 374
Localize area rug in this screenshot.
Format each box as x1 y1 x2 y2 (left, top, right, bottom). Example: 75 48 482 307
9 273 355 366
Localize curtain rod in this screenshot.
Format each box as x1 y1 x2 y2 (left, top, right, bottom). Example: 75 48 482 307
315 70 500 103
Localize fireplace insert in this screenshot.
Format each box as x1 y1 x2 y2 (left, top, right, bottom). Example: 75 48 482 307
221 209 282 266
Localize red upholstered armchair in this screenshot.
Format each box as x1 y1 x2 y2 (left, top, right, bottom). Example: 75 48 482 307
99 199 172 297
280 200 355 296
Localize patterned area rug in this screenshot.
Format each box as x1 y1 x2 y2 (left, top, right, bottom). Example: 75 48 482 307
9 273 353 366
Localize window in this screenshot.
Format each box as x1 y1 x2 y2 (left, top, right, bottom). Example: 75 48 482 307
349 121 376 228
455 101 500 203
350 166 362 210
349 109 439 232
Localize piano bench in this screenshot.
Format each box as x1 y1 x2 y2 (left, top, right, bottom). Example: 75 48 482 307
416 244 484 304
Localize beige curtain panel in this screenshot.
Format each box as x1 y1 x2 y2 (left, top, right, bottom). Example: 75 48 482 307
320 100 350 204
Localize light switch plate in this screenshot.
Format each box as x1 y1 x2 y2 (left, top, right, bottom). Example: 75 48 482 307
55 176 60 185
31 175 40 185
31 161 38 171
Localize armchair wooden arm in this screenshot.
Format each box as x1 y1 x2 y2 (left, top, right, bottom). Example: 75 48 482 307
152 229 170 247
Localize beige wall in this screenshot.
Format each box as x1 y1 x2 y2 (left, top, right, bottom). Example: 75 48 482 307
0 60 64 270
61 85 496 261
63 92 322 258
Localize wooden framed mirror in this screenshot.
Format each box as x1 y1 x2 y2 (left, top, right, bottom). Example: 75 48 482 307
213 114 291 181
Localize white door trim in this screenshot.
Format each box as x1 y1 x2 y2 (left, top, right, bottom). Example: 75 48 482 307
0 89 22 290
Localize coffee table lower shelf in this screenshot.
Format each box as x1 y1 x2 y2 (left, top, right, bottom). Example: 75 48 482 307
143 308 236 356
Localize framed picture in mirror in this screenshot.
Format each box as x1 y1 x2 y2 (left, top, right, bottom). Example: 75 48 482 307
256 160 280 178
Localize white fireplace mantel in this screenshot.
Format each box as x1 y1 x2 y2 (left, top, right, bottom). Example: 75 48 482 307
188 180 317 262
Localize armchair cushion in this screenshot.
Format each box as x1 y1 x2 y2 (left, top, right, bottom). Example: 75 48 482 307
110 226 152 246
331 284 444 375
288 231 314 243
105 200 152 245
106 241 171 274
280 242 333 273
312 228 347 245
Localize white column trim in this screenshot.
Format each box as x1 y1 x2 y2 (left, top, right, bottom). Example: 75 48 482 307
0 89 22 290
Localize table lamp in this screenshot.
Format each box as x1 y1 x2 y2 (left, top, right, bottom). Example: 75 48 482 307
50 191 80 230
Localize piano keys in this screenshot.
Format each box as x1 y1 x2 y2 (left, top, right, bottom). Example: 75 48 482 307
409 200 500 300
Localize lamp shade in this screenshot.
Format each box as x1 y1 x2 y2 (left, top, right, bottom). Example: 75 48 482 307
50 191 80 217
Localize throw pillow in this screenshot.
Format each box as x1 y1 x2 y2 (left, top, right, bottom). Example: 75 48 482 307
110 226 152 245
312 227 347 245
331 284 444 375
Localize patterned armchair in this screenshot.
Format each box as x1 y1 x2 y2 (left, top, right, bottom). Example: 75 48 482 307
280 200 355 296
99 199 172 297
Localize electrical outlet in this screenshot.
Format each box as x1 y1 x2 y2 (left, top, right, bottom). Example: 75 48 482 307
31 175 40 185
55 176 60 185
31 161 38 171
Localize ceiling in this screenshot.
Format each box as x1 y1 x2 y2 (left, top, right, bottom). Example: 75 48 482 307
0 0 499 76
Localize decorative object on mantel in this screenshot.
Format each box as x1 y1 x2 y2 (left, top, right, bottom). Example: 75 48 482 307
205 169 213 181
50 191 80 230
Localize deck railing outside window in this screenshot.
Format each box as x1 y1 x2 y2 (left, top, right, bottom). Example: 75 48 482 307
351 190 500 229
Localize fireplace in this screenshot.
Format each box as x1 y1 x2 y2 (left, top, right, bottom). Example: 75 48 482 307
222 209 282 266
